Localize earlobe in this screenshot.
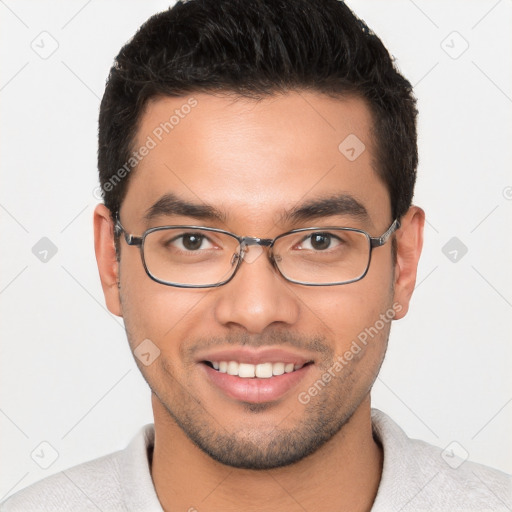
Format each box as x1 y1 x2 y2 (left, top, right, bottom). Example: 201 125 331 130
392 206 425 320
93 204 123 317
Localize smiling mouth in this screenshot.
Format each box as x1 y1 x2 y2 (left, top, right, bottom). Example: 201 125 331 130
202 360 313 378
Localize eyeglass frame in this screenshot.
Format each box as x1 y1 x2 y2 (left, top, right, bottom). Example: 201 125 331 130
113 214 400 288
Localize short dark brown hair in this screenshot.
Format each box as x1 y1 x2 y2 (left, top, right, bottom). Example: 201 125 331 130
98 0 418 220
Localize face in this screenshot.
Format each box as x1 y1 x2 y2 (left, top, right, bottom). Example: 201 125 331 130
95 91 423 469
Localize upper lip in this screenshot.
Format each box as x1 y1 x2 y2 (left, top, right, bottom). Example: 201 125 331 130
196 347 315 366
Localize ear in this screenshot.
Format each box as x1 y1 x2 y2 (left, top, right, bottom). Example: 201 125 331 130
94 204 122 317
392 206 425 320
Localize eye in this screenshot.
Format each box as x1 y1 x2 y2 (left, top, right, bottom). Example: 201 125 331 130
299 232 342 251
172 233 215 251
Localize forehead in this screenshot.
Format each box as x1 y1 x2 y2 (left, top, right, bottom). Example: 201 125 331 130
121 91 391 229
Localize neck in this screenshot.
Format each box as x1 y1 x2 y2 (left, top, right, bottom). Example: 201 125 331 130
151 395 382 512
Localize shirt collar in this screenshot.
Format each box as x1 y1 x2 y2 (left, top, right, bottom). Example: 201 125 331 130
118 409 407 511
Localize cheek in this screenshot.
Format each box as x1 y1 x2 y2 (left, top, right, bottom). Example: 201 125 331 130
119 256 214 355
310 261 394 347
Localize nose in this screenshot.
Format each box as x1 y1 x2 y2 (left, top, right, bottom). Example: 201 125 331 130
213 245 300 334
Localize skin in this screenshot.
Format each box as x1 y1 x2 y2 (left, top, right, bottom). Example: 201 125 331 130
94 91 424 512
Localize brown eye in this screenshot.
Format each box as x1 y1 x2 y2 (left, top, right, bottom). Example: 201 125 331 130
310 233 331 250
299 232 342 251
181 234 205 250
164 232 215 252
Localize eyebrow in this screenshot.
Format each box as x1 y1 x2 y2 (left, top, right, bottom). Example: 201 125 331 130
144 192 369 227
144 193 226 223
279 194 370 225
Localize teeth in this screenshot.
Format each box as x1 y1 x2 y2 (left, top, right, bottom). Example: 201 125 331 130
209 360 305 378
255 362 273 378
227 361 239 376
238 363 255 378
273 362 285 376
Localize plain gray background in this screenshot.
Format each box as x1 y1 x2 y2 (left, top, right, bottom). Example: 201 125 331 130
1 0 511 500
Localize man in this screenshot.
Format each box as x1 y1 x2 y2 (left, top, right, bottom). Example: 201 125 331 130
1 0 510 510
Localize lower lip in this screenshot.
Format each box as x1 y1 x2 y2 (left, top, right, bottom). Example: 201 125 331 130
201 363 312 404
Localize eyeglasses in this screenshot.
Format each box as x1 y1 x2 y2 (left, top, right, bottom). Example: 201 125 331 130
114 217 400 288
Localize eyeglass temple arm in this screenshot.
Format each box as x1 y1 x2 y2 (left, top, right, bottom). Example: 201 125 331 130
370 219 400 248
113 217 143 247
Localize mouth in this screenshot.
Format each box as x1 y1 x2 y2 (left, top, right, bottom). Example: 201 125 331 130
197 348 315 404
202 360 313 378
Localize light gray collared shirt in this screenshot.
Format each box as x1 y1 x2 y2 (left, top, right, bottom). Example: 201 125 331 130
1 409 510 511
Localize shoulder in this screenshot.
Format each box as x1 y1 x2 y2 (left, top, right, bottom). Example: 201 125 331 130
371 409 512 512
0 451 123 512
0 424 159 512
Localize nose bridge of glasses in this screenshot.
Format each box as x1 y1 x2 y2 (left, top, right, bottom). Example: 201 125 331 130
229 236 275 266
240 236 273 248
